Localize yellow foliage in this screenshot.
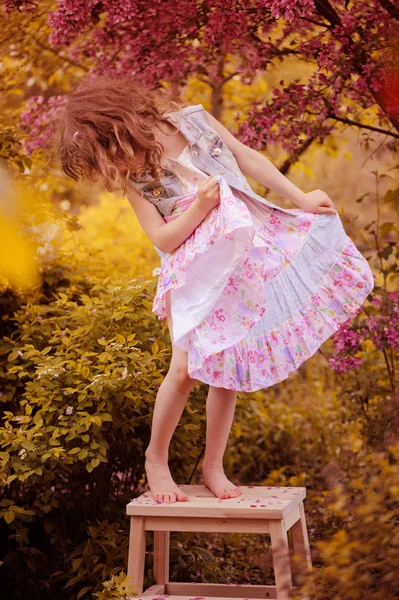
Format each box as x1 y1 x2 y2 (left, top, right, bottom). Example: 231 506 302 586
0 215 39 289
60 192 159 282
0 169 42 289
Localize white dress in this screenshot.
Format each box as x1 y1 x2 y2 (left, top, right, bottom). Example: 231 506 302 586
150 145 375 392
159 146 251 353
164 144 209 193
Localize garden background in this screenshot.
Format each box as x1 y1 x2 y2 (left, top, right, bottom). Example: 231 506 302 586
0 1 398 599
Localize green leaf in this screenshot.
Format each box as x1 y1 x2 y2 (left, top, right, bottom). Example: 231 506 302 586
77 586 92 599
4 510 15 524
380 222 395 237
63 575 83 590
100 413 113 422
382 188 399 204
0 500 14 507
8 350 20 362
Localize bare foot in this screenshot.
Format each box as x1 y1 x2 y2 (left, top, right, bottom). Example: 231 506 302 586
144 453 188 503
202 462 241 499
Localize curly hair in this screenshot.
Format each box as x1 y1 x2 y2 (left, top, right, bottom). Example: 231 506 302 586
54 75 185 196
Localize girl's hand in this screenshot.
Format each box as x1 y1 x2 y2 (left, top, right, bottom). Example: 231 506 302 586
196 175 221 212
297 189 337 215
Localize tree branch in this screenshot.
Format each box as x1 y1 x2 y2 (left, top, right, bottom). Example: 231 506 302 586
378 0 399 21
312 0 399 132
278 137 315 176
35 39 89 72
313 0 342 27
309 110 399 139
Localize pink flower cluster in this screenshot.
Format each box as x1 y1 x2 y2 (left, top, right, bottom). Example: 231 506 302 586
328 292 399 374
19 95 67 154
368 292 399 351
47 0 138 46
47 0 99 46
262 0 315 22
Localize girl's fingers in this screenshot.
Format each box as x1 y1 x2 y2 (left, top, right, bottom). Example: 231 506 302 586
326 199 335 208
202 180 218 191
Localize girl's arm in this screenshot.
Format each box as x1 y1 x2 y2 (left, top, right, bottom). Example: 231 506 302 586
204 110 336 214
125 186 210 254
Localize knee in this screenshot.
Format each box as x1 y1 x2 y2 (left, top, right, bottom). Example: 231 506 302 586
168 364 197 388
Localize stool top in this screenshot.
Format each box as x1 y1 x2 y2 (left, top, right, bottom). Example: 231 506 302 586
126 484 305 519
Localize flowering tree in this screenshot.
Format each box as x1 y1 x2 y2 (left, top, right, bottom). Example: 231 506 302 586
2 0 398 162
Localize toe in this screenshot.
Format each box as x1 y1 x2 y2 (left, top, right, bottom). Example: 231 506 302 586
176 490 188 502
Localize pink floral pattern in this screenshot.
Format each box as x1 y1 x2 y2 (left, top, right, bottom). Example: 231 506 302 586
152 177 375 391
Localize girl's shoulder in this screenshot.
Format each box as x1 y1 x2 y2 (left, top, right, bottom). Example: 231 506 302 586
182 103 204 113
171 104 214 134
169 103 206 121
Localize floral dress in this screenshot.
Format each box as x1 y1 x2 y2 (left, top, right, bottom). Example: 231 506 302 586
151 145 375 392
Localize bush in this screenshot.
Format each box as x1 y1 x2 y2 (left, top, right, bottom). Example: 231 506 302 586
0 191 209 599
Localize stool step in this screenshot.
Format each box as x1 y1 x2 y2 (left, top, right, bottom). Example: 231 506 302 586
138 582 280 599
142 596 276 600
127 484 305 519
132 582 312 600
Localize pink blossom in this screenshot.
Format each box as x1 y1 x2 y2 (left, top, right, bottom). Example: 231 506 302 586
329 292 399 374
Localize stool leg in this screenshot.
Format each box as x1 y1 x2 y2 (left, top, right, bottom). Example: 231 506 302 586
291 501 312 572
127 516 146 596
291 502 315 599
270 520 293 600
154 531 170 584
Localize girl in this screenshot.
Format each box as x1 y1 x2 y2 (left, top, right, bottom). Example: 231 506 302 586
57 76 374 505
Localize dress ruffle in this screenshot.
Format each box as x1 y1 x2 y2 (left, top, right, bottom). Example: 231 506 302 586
152 176 375 391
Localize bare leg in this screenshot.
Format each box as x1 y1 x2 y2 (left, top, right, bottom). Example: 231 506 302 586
202 385 241 499
145 290 197 503
144 356 196 503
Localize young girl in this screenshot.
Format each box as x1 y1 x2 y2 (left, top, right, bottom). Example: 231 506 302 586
57 76 375 505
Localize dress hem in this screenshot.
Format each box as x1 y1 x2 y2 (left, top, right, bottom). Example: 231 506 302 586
186 237 375 391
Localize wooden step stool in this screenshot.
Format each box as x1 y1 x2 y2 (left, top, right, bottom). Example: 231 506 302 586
126 484 313 600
